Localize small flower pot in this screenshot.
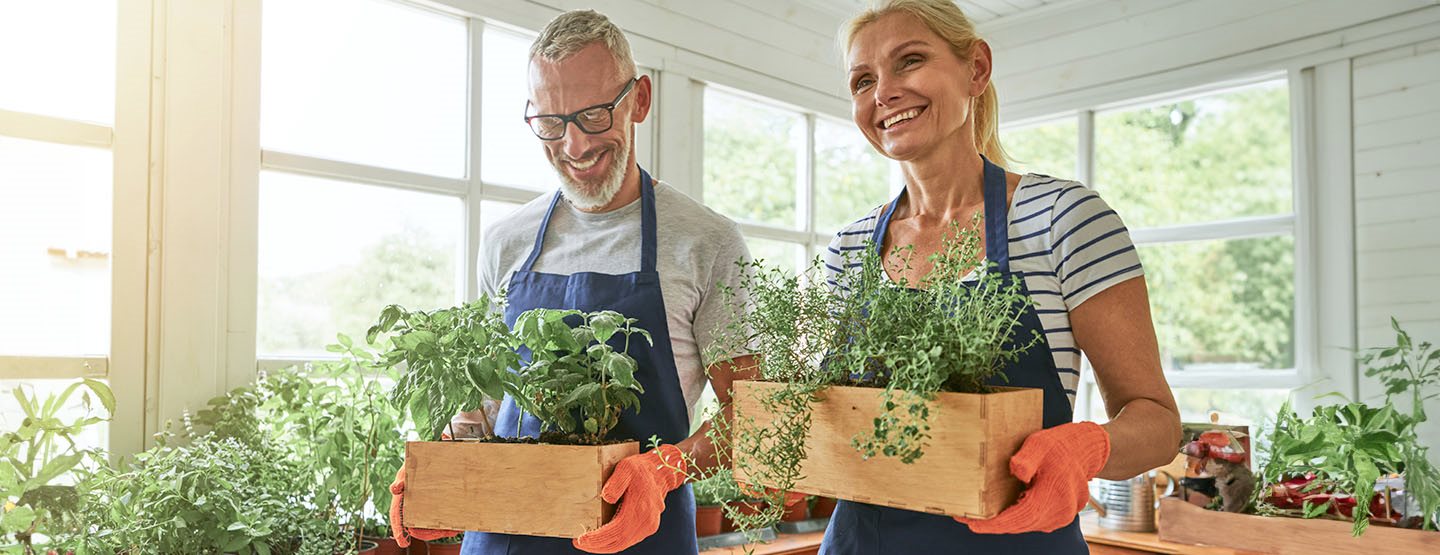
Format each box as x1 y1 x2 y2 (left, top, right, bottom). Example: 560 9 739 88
721 499 769 532
362 536 403 555
781 499 809 522
695 504 725 537
811 496 838 519
403 439 639 538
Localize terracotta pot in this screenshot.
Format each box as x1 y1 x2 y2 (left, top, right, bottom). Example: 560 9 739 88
811 496 838 519
781 499 809 522
411 540 464 555
721 499 768 532
355 539 378 554
696 504 724 537
362 537 403 555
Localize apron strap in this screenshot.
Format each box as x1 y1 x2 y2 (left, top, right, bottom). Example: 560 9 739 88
871 155 1011 272
981 155 1011 274
519 191 565 273
519 165 658 274
639 168 657 273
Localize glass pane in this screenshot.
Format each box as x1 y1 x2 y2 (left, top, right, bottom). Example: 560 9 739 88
261 0 467 177
257 171 463 356
746 237 802 275
0 379 110 457
1001 117 1077 178
1140 235 1295 371
704 88 803 228
1095 81 1292 228
814 117 891 233
0 137 111 356
480 26 559 191
1173 388 1291 430
0 1 116 125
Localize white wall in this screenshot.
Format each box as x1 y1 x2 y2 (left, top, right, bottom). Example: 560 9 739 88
1353 38 1440 445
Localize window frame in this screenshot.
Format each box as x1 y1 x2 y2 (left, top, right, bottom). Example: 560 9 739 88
1003 73 1318 420
0 0 150 456
700 83 900 272
252 14 660 367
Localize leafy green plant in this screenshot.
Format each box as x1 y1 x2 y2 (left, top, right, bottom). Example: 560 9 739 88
370 297 521 442
692 468 744 507
62 432 347 555
1254 318 1440 535
0 378 113 555
833 222 1038 462
373 297 651 445
688 221 1037 535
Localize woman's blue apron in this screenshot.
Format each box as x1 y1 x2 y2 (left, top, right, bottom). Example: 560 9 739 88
463 168 698 555
819 157 1086 554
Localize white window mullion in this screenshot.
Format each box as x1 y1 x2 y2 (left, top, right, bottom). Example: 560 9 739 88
0 109 112 148
1077 109 1094 187
1128 214 1294 245
0 356 108 381
465 19 485 302
261 150 469 197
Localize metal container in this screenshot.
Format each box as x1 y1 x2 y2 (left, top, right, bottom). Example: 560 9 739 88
1096 473 1157 532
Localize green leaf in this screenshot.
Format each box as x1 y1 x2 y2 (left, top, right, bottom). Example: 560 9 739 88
33 453 83 486
0 504 36 533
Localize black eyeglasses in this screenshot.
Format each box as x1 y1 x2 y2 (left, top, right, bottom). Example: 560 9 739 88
524 78 638 141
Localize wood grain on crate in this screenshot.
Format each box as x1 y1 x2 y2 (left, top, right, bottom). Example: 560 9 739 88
1158 497 1440 554
731 381 1042 519
403 440 637 538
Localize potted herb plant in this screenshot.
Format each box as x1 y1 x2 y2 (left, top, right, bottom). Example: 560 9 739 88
0 379 112 555
371 298 651 538
709 223 1043 527
1158 318 1440 552
692 468 742 537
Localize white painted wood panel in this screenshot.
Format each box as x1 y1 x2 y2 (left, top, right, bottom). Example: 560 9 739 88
1354 41 1440 453
1356 164 1440 201
1354 108 1440 151
1353 80 1440 124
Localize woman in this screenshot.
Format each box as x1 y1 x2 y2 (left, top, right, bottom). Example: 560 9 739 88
820 1 1182 553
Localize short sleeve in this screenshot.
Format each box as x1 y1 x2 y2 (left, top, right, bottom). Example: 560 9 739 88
692 222 754 366
1050 187 1145 309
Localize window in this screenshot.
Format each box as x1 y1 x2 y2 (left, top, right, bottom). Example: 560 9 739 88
1001 117 1077 179
1001 79 1301 423
1096 81 1295 372
0 2 122 451
257 1 561 360
703 86 894 274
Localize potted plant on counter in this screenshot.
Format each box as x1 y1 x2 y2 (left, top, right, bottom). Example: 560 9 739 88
1159 318 1440 553
703 222 1044 531
372 297 652 538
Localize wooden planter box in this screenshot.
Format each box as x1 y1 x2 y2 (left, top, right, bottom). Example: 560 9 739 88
1157 496 1440 554
402 439 638 538
731 380 1042 519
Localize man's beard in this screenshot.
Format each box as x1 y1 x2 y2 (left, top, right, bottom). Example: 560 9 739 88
555 143 630 211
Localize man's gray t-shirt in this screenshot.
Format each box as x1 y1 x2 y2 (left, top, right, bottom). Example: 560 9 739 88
478 181 751 421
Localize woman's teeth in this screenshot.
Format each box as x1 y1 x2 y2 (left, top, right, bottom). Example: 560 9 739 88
884 108 922 129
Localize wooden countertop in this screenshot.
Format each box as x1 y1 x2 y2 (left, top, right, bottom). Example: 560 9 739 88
700 512 1264 554
1080 512 1262 554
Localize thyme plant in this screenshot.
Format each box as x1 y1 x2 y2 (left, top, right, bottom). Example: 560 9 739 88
683 220 1037 534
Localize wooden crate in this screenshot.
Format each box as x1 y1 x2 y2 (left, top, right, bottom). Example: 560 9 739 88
731 381 1042 519
1157 496 1440 554
403 439 638 538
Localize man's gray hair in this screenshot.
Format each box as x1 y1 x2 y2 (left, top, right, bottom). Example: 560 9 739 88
529 10 637 78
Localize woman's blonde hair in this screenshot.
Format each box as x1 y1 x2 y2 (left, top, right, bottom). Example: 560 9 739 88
843 0 1009 168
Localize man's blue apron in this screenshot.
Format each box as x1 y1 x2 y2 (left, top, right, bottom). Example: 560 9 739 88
463 168 698 555
819 157 1086 554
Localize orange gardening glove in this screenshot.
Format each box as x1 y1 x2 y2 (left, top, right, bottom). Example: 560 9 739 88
388 468 462 548
956 421 1111 534
572 444 689 554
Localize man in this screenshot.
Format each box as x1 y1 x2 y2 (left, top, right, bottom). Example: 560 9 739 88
390 9 755 555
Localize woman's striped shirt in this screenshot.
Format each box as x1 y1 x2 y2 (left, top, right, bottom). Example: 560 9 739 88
821 174 1145 408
